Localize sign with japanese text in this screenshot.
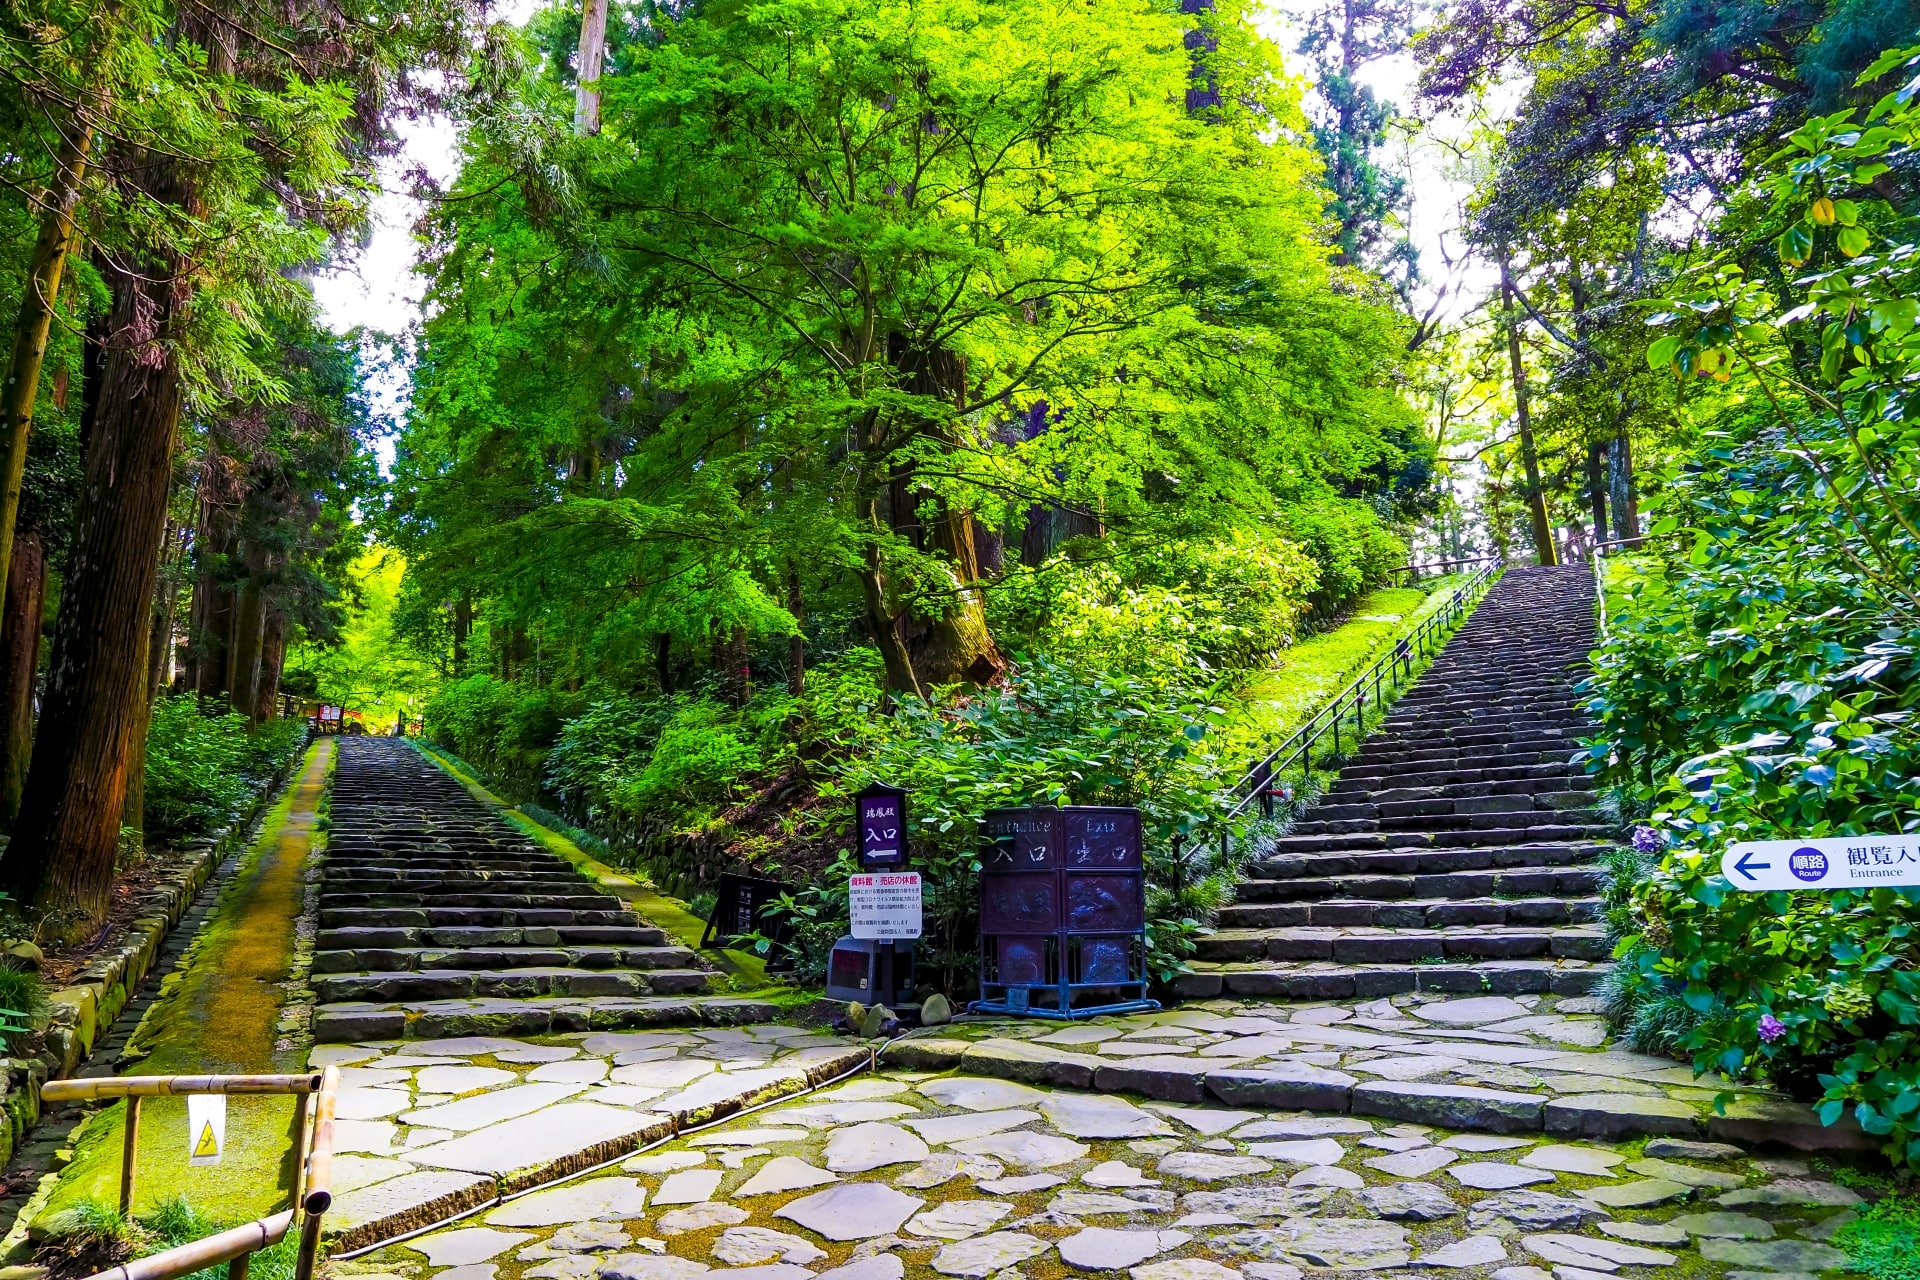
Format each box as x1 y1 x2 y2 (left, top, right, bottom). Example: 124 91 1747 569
857 785 908 871
1721 834 1920 891
850 872 923 939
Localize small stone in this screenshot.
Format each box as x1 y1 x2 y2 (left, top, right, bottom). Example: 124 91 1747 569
1550 1266 1615 1280
689 1129 810 1148
1215 1218 1411 1270
1644 1139 1743 1161
776 1183 926 1241
1725 1273 1820 1280
598 1254 712 1280
489 1179 650 1227
1151 1107 1262 1136
919 1077 1051 1111
1042 1094 1170 1139
1247 1138 1347 1166
711 1229 826 1267
653 1171 725 1206
1755 1157 1812 1176
734 1157 837 1197
625 1152 707 1175
1363 1135 1432 1152
535 1223 632 1256
1804 1211 1858 1241
1698 1240 1848 1272
1715 1180 1862 1208
827 1123 930 1173
1670 1213 1775 1240
1466 1191 1606 1232
1597 1223 1688 1246
1417 1237 1507 1268
713 1266 812 1280
1240 1267 1302 1280
1576 1178 1691 1208
931 1233 1052 1278
1451 1164 1558 1190
416 1065 517 1094
907 1202 1015 1241
1182 1188 1328 1220
862 1006 893 1039
1288 1166 1362 1190
1132 1261 1242 1280
1492 1269 1553 1280
848 1002 868 1025
1130 1138 1183 1155
434 1266 496 1280
1057 1229 1190 1271
922 994 952 1026
1157 1151 1272 1181
1358 1183 1460 1221
1233 1116 1373 1139
979 1174 1065 1194
656 1204 749 1235
1623 1157 1744 1189
901 1111 1037 1146
1412 996 1530 1024
1359 1055 1470 1081
1441 1134 1533 1152
1365 1147 1458 1177
1521 1146 1625 1177
1084 1161 1157 1188
953 1131 1089 1168
1522 1234 1676 1271
819 1258 906 1280
897 1153 1005 1189
415 1230 531 1267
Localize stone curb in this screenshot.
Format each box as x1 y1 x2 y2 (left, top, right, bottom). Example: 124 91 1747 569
876 1030 1873 1155
325 1044 875 1252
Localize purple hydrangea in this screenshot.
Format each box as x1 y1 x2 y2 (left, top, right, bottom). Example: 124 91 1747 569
1758 1014 1786 1043
1632 825 1664 854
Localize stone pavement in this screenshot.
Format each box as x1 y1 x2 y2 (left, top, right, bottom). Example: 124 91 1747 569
332 998 1877 1280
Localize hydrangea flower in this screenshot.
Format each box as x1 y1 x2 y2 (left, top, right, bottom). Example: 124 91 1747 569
1631 825 1664 854
1758 1014 1786 1043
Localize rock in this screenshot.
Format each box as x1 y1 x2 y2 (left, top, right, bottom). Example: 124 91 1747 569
1132 1262 1242 1280
848 1002 867 1026
711 1229 826 1266
1622 1157 1744 1188
906 1201 1016 1241
1411 996 1530 1024
862 1006 893 1039
1040 1094 1170 1139
434 1267 497 1280
1364 1146 1458 1177
1364 1135 1433 1153
979 1174 1065 1194
931 1233 1052 1277
904 1110 1039 1146
1715 1180 1863 1208
1247 1138 1348 1166
4 940 42 968
625 1152 708 1175
712 1266 813 1280
417 1065 518 1095
1357 1183 1460 1222
1804 1211 1857 1241
489 1179 650 1227
1576 1178 1691 1208
964 1037 1104 1089
775 1183 926 1241
529 1223 632 1256
883 1038 972 1071
1359 1056 1471 1081
922 994 952 1026
1352 1081 1542 1133
1240 1267 1302 1280
653 1171 725 1206
1181 1188 1329 1220
597 1255 712 1280
1234 1116 1373 1139
1491 1269 1553 1280
1466 1191 1606 1232
1084 1161 1157 1187
953 1131 1089 1169
826 1122 930 1173
1095 1056 1218 1103
1151 1107 1263 1136
656 1204 749 1235
1522 1235 1676 1271
1450 1163 1558 1190
1051 1190 1176 1216
1216 1219 1412 1270
1519 1146 1624 1176
733 1157 838 1197
1058 1229 1191 1271
1441 1134 1533 1152
1705 1096 1875 1153
1597 1222 1688 1245
689 1129 811 1149
896 1152 1006 1189
1416 1237 1508 1268
1156 1152 1272 1181
1206 1066 1356 1111
818 1258 905 1280
1289 1166 1363 1190
1699 1240 1848 1271
1542 1094 1698 1140
1724 1273 1820 1280
414 1230 531 1267
1644 1139 1743 1161
919 1077 1051 1111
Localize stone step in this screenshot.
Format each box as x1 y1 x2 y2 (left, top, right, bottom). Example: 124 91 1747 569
312 965 713 1002
1251 841 1608 877
316 923 673 950
312 993 784 1042
1233 861 1601 902
312 943 697 973
1195 923 1611 964
1334 761 1580 787
318 891 627 910
1173 956 1607 999
1217 893 1602 929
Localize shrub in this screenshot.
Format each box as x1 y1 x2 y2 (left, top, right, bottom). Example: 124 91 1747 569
1278 498 1406 617
424 674 575 796
143 699 305 847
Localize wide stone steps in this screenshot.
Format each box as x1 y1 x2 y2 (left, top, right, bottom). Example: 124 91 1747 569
313 737 754 1043
1181 564 1616 1002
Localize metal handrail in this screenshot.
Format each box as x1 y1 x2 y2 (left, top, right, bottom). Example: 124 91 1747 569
1389 553 1502 579
44 1066 340 1280
1222 557 1504 823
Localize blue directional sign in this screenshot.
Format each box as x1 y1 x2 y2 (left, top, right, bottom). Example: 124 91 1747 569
1721 835 1920 890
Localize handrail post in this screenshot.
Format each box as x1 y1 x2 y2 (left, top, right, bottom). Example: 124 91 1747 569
294 1207 324 1280
289 1091 313 1221
227 1253 250 1280
121 1096 141 1216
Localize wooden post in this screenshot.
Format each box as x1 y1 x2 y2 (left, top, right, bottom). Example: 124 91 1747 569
121 1096 141 1215
294 1207 324 1280
227 1253 249 1280
289 1091 313 1221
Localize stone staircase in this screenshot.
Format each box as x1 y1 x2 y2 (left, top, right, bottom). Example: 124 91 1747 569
312 739 760 1042
1181 564 1617 1000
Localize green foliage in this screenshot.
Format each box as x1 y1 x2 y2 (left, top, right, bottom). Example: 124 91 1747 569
424 675 578 799
143 700 306 847
1280 501 1408 618
1837 1194 1920 1280
136 1196 299 1280
1585 43 1920 1167
0 962 48 1050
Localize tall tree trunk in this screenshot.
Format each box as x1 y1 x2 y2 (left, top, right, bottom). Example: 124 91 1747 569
0 227 188 926
1585 442 1609 549
786 562 805 697
858 537 921 697
252 608 286 722
452 594 472 676
714 625 749 706
121 608 151 849
654 631 673 694
1020 505 1054 568
1499 261 1557 566
1608 430 1640 545
0 530 46 827
574 0 609 135
0 126 93 626
227 574 266 720
913 504 1004 686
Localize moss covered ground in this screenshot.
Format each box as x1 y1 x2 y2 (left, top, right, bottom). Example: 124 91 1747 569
37 740 333 1229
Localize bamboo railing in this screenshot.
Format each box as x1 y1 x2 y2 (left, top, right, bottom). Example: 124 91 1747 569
40 1066 339 1280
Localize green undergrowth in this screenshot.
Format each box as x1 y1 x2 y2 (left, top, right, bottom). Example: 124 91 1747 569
1836 1193 1920 1280
409 741 779 994
43 1196 298 1280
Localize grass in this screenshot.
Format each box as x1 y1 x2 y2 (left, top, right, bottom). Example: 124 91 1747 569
1837 1193 1920 1280
41 1196 298 1280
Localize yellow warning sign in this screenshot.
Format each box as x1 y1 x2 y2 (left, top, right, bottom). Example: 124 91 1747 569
187 1094 225 1166
193 1122 219 1158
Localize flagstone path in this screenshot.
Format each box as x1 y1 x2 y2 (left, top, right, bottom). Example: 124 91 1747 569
330 997 1878 1280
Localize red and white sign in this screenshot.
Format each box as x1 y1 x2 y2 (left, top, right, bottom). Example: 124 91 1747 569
850 872 923 940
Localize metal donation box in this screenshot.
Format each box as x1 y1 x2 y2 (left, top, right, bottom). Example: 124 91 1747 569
973 805 1160 1019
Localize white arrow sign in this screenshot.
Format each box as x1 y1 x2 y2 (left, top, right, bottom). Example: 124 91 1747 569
1721 834 1920 891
